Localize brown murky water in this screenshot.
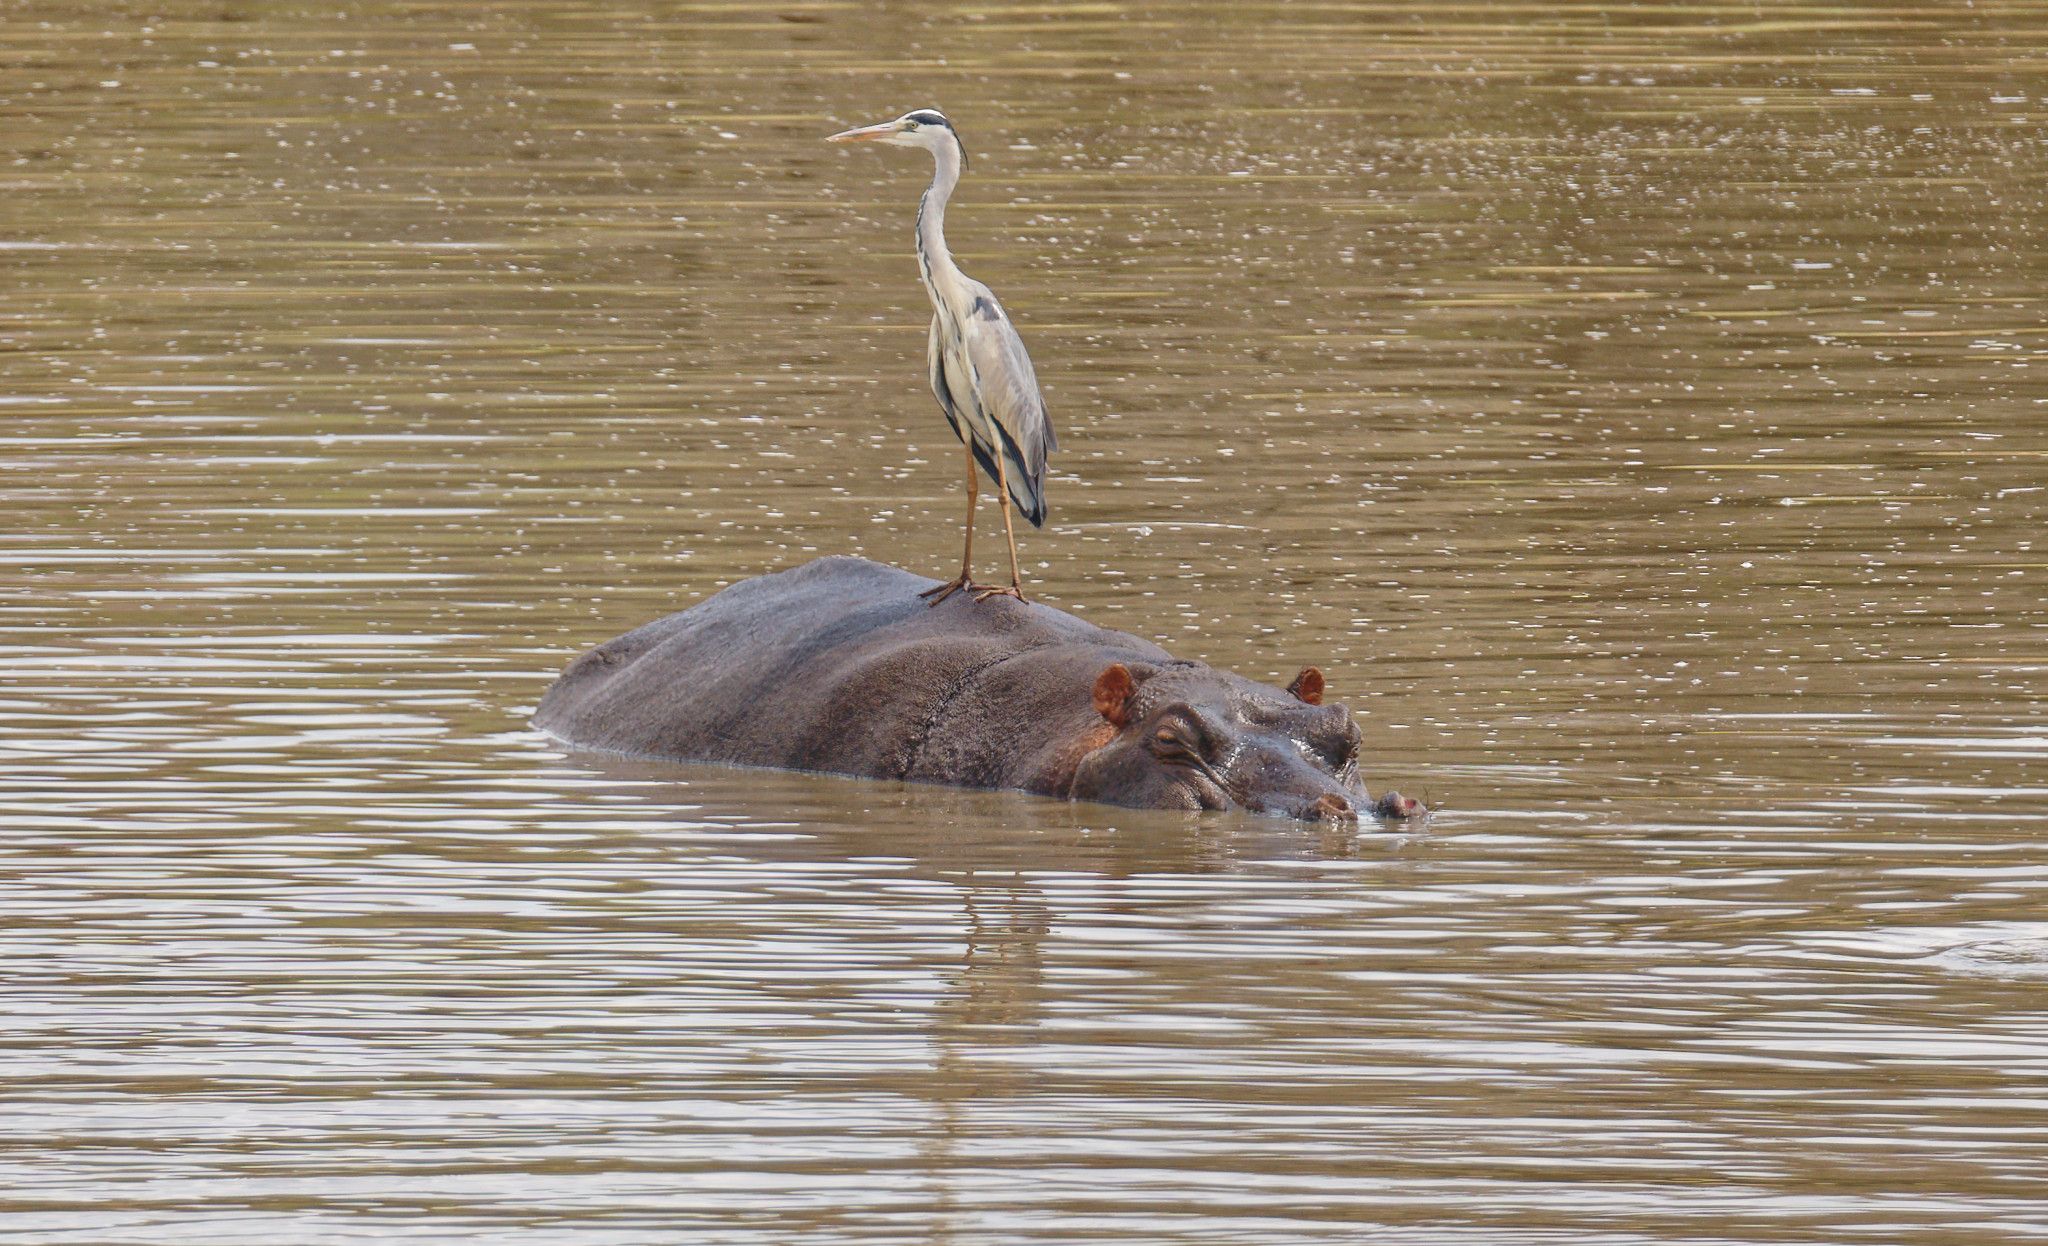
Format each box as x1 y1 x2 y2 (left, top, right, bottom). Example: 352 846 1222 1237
6 1 2048 1241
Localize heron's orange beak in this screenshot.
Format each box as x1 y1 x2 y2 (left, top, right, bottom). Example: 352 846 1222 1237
827 122 897 143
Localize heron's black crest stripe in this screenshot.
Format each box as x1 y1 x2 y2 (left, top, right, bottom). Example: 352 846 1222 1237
905 109 966 168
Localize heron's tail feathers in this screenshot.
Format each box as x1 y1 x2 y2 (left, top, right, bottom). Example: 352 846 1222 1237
994 421 1048 528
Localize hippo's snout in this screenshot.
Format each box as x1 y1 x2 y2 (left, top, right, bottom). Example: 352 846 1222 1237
1306 790 1426 824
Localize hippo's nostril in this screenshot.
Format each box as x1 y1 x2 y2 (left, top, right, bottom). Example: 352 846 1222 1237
1371 791 1426 820
1309 793 1355 822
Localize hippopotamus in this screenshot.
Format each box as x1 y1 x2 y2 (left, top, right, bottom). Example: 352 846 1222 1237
534 556 1423 824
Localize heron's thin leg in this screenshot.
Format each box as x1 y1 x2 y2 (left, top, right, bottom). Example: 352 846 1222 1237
918 437 981 606
959 437 977 579
975 451 1028 603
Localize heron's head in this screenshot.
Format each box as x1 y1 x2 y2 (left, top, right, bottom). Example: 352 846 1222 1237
826 109 966 166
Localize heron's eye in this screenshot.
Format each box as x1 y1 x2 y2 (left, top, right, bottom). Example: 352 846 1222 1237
903 121 920 130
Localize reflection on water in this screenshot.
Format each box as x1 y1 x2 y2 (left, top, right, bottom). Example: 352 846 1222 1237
5 1 2047 1241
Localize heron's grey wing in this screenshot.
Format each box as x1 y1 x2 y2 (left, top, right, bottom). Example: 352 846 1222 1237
930 312 1009 499
958 290 1056 525
927 315 961 437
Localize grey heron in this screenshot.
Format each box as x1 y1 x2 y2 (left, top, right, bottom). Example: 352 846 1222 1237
827 108 1056 605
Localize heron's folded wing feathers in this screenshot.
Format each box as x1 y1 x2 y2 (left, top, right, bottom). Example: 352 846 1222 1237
959 292 1055 520
929 314 1007 497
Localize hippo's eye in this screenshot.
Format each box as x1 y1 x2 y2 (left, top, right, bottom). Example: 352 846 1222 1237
1330 735 1361 771
1148 711 1209 765
1308 733 1360 773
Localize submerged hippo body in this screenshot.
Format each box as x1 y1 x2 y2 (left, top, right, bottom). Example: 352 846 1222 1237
535 557 1419 823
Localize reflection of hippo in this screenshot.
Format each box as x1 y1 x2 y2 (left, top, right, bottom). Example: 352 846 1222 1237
535 557 1423 824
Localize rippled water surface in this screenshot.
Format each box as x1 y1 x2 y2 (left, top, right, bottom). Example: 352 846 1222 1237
6 2 2048 1241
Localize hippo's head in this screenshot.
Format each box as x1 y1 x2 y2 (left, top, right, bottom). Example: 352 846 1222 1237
1069 661 1422 824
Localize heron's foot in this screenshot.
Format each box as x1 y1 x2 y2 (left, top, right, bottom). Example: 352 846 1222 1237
919 574 993 607
972 583 1027 604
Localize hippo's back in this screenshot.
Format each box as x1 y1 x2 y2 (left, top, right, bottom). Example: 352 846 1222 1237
533 556 1166 779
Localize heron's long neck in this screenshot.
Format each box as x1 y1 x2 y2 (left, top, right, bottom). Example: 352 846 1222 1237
914 137 965 304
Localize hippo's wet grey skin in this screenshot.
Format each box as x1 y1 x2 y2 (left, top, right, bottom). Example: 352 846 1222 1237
534 557 1423 825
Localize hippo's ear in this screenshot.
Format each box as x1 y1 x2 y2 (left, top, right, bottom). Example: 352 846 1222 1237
1092 663 1136 727
1286 666 1325 706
